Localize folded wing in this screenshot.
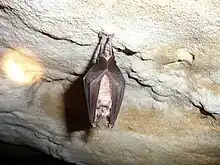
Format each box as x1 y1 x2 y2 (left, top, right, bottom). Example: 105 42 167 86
107 56 126 127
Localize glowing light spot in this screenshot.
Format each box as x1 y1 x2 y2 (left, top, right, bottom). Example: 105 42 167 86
1 48 45 85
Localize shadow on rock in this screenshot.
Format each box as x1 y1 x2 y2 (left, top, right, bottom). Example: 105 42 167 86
64 75 93 142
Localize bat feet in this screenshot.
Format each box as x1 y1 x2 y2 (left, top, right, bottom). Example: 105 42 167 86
98 31 115 41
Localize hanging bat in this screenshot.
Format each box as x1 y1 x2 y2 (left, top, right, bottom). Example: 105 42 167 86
83 33 125 128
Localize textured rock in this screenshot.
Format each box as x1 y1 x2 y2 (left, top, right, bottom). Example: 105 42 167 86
0 0 220 165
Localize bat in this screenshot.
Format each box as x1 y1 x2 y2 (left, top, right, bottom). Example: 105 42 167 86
83 33 125 128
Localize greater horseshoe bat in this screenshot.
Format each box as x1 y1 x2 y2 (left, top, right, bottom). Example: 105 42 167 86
83 33 125 128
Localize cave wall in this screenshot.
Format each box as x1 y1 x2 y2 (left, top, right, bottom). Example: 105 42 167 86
0 0 220 165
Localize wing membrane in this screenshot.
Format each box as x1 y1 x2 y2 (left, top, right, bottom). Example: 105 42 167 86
83 57 107 124
107 57 125 127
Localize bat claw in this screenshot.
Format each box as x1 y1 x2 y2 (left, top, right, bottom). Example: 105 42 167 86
98 31 104 38
107 33 114 41
98 31 115 40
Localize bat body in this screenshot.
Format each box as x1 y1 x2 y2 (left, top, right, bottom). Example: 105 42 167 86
83 33 125 128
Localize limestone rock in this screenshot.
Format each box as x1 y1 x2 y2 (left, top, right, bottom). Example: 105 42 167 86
0 0 220 165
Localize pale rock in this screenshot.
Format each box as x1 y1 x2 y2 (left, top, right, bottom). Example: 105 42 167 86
190 88 220 114
0 0 220 165
152 100 169 111
176 48 194 64
209 71 220 84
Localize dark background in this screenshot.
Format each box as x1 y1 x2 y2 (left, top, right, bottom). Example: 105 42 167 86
0 141 75 165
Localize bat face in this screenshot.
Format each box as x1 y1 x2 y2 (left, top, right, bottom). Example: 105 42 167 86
83 33 125 128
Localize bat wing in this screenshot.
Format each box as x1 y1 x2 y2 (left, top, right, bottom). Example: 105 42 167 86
83 58 107 125
107 57 126 127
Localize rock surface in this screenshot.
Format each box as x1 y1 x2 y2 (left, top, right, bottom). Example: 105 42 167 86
0 0 220 165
